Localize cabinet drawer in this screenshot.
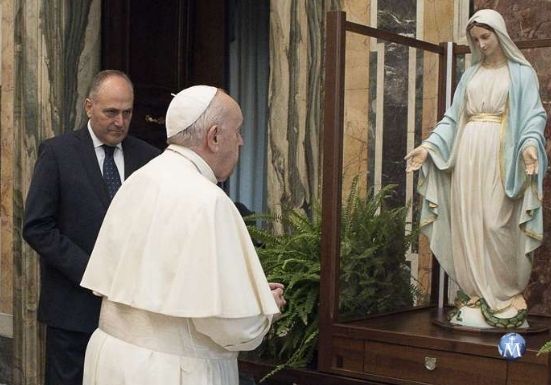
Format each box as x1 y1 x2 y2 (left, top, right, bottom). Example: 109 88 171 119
364 340 507 385
507 361 549 385
332 337 365 373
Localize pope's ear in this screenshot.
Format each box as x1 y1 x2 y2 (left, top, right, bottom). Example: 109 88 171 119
206 125 219 151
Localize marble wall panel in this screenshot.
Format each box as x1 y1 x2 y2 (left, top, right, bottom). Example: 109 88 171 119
343 27 370 196
12 1 44 382
2 0 100 383
74 2 101 130
1 0 14 319
417 0 455 302
267 0 308 223
267 0 375 219
342 2 370 198
364 0 415 298
267 0 340 225
342 0 369 24
476 0 551 39
0 336 12 384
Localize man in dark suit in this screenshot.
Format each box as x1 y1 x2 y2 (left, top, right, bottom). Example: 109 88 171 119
23 70 161 385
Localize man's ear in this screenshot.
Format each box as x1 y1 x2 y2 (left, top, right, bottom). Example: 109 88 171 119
84 98 93 118
206 125 219 151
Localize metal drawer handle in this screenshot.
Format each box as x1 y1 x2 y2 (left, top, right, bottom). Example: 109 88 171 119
424 356 437 371
145 114 166 125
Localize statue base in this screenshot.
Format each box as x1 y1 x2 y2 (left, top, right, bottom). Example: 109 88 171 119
449 305 529 329
432 307 548 334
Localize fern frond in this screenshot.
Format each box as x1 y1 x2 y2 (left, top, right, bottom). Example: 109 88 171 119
247 182 418 378
538 341 551 356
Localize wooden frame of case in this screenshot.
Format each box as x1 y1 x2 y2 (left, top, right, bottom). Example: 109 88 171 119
318 10 551 385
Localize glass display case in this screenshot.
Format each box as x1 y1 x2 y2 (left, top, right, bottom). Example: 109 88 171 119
317 10 551 385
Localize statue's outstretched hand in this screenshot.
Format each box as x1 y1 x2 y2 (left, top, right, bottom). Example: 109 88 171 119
522 146 538 175
405 146 429 173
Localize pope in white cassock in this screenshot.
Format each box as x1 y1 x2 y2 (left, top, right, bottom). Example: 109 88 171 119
81 86 286 385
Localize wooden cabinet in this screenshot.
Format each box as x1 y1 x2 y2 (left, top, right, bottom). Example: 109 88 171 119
324 309 551 385
363 341 507 384
507 361 549 385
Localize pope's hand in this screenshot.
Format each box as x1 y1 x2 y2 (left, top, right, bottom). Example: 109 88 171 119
404 146 429 172
269 282 287 311
522 146 538 175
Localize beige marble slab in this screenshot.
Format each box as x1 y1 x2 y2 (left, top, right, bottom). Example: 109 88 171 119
2 0 100 382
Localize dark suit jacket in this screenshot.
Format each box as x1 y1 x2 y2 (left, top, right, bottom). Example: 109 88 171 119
23 127 161 333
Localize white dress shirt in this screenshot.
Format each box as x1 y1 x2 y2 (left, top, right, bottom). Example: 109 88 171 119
87 122 125 181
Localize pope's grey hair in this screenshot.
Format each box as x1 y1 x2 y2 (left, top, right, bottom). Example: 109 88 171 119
167 89 226 147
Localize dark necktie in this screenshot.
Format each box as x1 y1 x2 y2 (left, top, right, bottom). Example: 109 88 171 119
102 145 122 200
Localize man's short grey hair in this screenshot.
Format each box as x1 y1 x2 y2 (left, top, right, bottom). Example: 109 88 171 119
88 70 134 100
167 90 226 147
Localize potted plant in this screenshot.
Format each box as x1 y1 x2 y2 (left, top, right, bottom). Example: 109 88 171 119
242 178 419 379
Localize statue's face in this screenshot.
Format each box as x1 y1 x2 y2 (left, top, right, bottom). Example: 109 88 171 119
469 25 502 61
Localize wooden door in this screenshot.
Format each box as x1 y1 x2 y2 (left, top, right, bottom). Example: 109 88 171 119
101 0 227 149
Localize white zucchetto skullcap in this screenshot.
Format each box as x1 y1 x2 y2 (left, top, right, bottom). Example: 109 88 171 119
165 85 218 138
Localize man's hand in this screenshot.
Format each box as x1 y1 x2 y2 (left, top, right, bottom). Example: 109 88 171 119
404 146 429 172
269 282 287 310
522 146 538 175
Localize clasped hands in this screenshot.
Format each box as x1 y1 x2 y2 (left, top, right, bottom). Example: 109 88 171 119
404 145 538 175
270 282 287 311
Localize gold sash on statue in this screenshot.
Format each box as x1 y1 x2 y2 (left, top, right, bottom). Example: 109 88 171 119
468 113 503 123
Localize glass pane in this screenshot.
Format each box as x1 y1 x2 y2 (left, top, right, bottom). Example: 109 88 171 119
338 32 440 322
444 46 551 307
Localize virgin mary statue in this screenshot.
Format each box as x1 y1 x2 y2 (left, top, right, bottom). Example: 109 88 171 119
405 9 547 328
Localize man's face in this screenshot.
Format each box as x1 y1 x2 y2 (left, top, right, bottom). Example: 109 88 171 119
85 76 133 146
214 96 244 181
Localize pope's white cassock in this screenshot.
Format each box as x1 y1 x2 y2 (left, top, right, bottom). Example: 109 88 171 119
81 144 280 385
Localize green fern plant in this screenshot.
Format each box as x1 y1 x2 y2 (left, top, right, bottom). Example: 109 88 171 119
339 179 417 320
243 179 417 379
538 341 551 356
244 207 322 376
